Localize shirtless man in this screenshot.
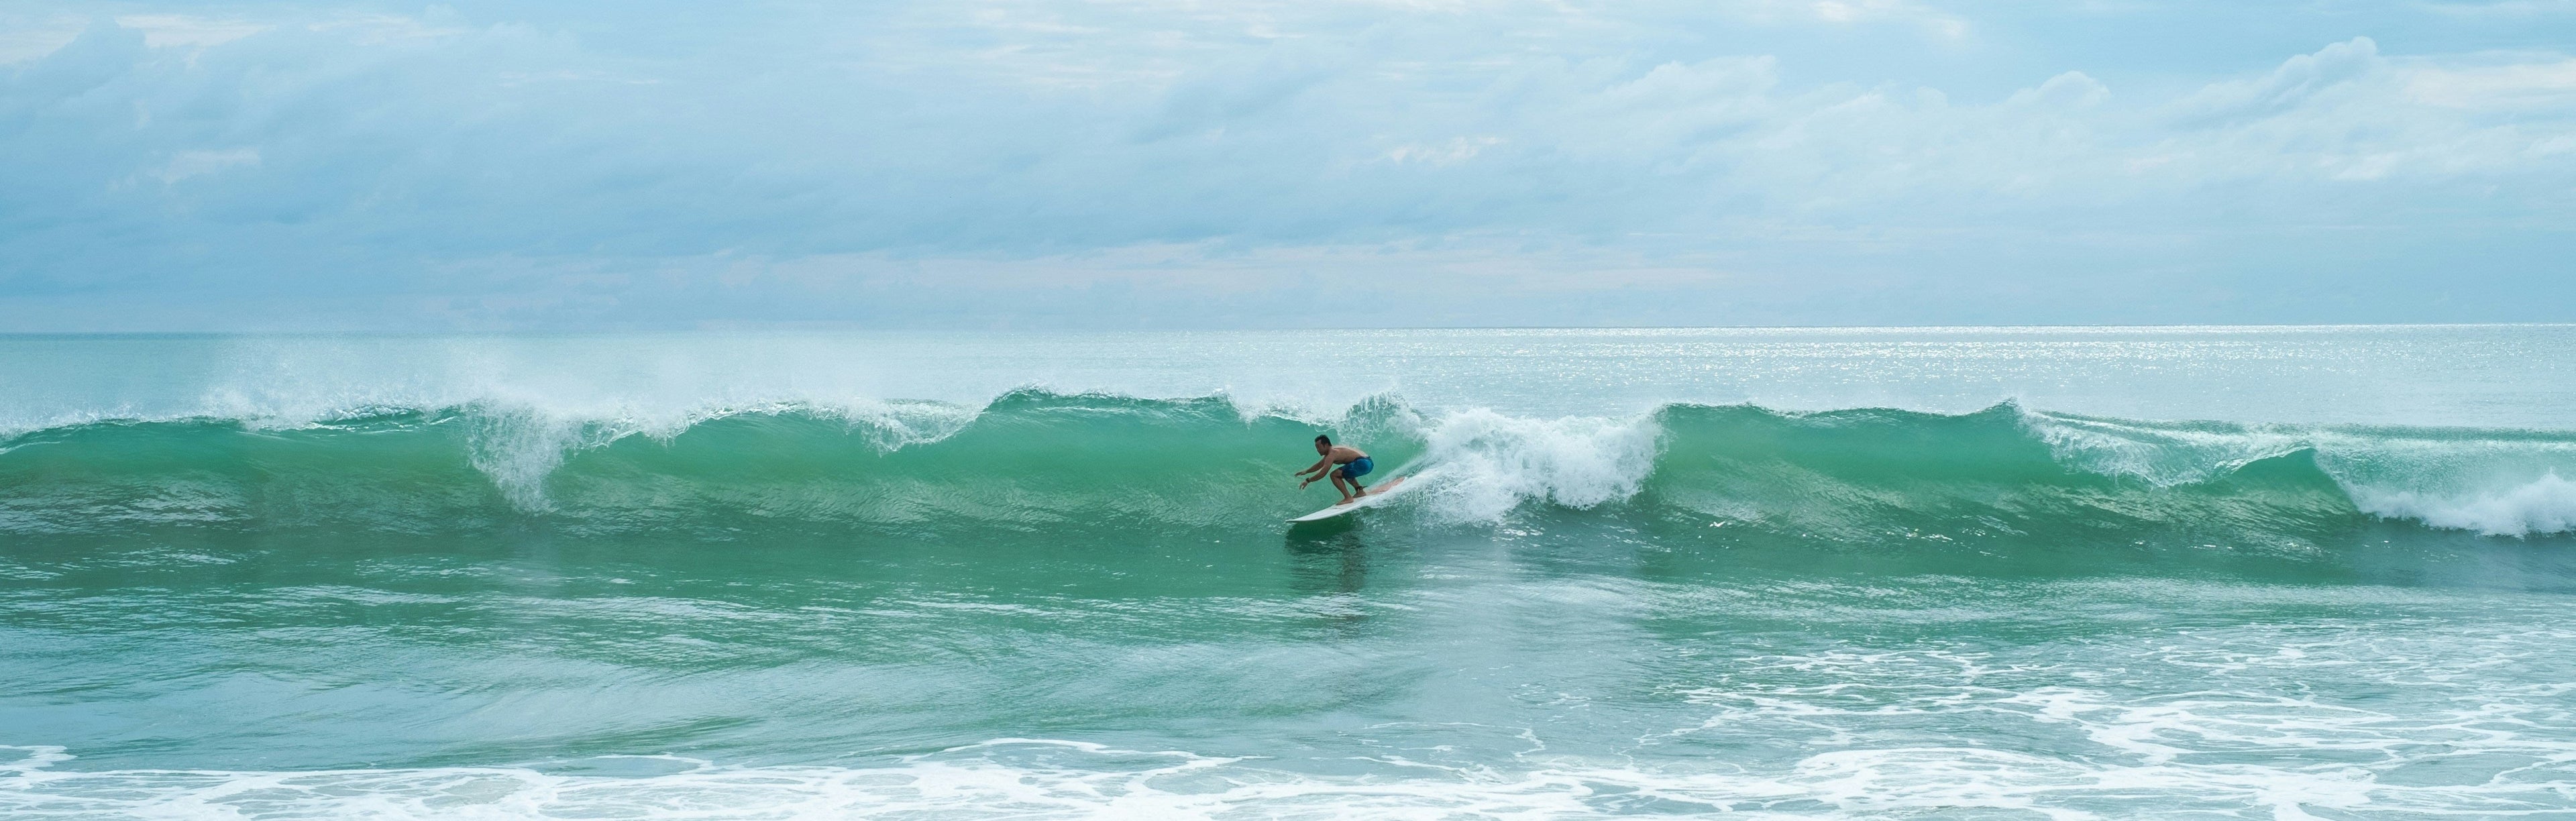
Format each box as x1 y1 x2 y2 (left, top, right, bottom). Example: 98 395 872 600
1294 434 1374 505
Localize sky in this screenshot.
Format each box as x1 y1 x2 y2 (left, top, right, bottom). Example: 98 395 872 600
1 1 2573 330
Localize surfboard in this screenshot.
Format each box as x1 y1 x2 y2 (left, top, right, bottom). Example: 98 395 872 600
1287 476 1407 523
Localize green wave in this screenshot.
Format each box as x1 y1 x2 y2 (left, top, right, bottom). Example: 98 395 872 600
4 391 2571 547
1644 404 2366 551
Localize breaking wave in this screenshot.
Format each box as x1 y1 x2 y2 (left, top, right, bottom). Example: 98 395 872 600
5 390 2575 542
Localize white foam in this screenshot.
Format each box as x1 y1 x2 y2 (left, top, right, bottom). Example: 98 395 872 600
9 718 2573 820
12 333 2576 533
1405 408 1661 523
458 398 985 511
2020 410 2314 487
2021 410 2576 537
6 591 2574 819
2349 472 2576 537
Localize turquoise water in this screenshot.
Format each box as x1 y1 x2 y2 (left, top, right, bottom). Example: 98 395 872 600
4 327 2575 818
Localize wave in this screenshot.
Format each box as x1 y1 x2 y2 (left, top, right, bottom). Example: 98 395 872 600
12 732 2571 820
5 390 2575 542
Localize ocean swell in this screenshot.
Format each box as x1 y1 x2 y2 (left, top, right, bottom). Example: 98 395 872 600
4 391 2575 542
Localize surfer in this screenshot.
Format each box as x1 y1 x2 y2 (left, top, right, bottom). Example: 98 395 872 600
1294 434 1373 505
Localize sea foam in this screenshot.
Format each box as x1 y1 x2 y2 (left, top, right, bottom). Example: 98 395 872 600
2348 472 2576 537
1406 408 1661 523
11 390 2576 541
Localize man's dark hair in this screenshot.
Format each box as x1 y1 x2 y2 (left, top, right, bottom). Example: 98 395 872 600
1315 434 1332 447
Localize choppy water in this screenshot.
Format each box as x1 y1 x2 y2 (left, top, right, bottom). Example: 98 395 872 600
4 327 2575 818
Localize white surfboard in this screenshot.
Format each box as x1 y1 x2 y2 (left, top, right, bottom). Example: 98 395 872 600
1287 476 1407 523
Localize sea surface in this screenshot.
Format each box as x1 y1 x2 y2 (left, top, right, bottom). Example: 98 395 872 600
4 326 2575 818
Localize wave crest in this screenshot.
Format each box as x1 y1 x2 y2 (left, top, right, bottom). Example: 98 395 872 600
5 392 2575 541
1412 408 1661 523
2350 472 2576 537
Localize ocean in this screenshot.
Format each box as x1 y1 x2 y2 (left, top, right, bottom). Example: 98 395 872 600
3 326 2573 818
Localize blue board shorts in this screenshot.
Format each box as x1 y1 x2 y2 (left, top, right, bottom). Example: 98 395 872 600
1338 457 1373 481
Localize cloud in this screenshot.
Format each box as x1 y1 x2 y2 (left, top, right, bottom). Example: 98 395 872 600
1385 137 1503 166
2009 72 2109 109
110 14 270 49
2405 58 2576 109
0 11 85 64
2173 38 2383 124
0 2 2572 329
1802 0 1970 38
144 148 260 184
2419 0 2576 16
2147 39 2576 182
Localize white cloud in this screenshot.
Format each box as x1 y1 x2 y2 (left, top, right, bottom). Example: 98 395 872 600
0 12 85 64
1385 136 1503 165
2419 0 2576 15
2404 59 2576 109
149 148 260 184
2139 40 2576 183
0 3 2573 328
304 13 474 44
2008 72 2110 109
1803 0 1969 37
111 14 270 49
2173 37 2383 124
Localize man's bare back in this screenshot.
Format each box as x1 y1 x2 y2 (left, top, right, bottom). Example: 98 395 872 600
1293 435 1375 504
